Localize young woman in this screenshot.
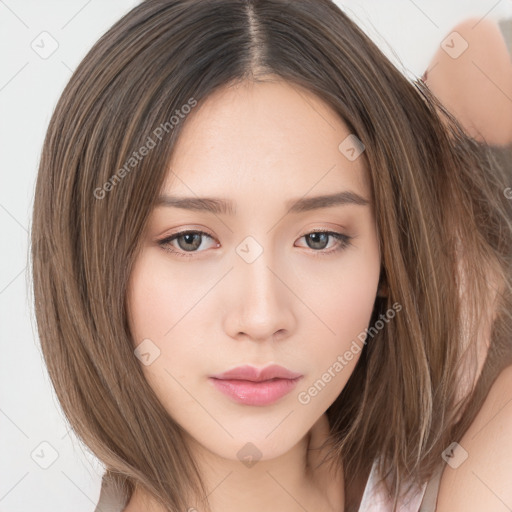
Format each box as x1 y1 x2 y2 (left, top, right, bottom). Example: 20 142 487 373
30 1 512 511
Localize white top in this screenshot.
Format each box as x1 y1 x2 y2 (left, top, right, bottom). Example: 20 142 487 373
94 459 444 512
358 459 444 512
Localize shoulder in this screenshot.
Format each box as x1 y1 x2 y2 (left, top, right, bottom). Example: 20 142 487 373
436 364 512 511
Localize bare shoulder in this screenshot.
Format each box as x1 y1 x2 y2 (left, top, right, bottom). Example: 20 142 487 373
436 364 512 511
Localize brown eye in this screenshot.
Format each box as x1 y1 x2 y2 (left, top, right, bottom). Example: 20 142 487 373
158 230 217 257
297 230 353 255
174 232 203 251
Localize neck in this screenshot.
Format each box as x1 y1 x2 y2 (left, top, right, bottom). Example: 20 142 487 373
126 413 344 512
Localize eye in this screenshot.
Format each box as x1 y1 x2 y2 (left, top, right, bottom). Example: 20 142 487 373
158 230 218 257
296 230 353 256
157 229 353 258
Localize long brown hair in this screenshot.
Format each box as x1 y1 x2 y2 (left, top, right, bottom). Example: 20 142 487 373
30 0 512 510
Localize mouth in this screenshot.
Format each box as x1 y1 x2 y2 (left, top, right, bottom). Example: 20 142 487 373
208 376 303 406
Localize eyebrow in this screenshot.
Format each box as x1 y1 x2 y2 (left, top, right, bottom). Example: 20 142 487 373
155 190 370 215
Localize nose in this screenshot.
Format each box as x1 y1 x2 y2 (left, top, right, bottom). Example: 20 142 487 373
223 250 297 343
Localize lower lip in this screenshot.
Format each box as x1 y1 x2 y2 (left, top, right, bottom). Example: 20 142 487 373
209 376 303 406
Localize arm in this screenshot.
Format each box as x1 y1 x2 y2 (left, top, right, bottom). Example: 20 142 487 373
422 17 512 146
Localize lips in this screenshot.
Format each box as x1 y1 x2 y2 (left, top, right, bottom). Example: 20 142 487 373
210 364 303 382
209 364 303 406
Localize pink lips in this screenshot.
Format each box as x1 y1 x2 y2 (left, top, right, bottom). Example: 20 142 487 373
209 364 303 406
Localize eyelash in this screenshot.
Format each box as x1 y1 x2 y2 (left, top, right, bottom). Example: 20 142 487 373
157 229 353 258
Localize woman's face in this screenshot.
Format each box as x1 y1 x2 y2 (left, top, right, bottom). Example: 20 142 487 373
127 78 381 462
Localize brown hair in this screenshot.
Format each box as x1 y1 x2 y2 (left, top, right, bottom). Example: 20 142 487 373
30 0 512 510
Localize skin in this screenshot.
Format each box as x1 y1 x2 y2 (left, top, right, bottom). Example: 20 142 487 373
435 366 512 511
125 78 382 512
423 17 512 146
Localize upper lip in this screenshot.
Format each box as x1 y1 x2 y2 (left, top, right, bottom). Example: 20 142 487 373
210 364 302 382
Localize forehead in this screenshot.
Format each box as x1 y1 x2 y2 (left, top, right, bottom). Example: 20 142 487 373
162 78 370 200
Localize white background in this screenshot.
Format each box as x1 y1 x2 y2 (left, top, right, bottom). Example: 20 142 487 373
1 1 511 510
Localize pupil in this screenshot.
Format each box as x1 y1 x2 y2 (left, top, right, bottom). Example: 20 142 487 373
180 233 201 251
308 233 328 249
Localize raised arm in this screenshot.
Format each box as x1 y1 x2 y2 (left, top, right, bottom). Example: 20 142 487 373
422 17 512 146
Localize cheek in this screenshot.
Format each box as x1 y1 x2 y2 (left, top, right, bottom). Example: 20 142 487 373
303 245 380 342
331 258 380 341
127 250 209 344
127 250 224 395
297 242 381 390
126 254 206 412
